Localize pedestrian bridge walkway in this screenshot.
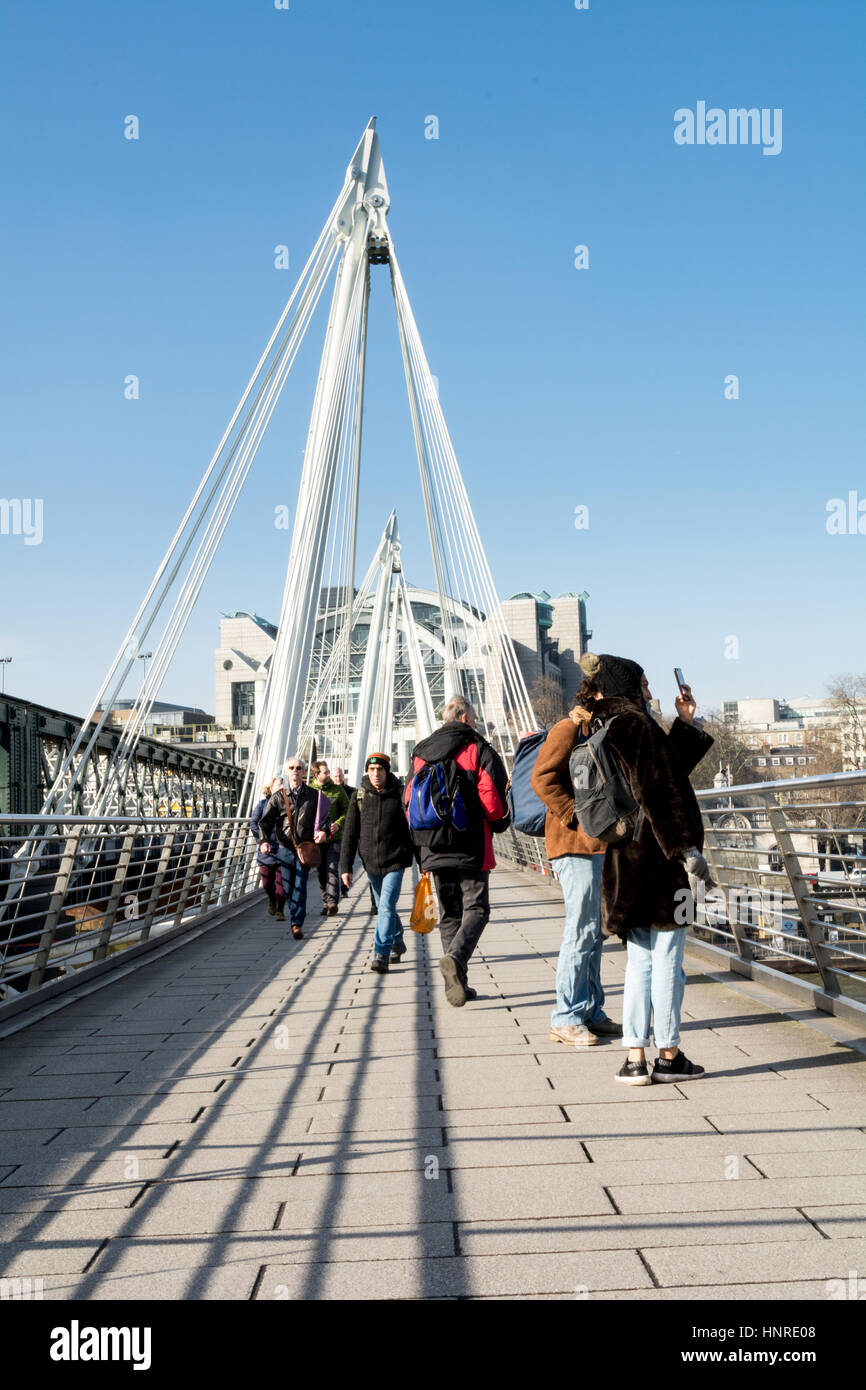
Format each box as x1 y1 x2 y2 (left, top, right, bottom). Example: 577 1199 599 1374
1 867 865 1301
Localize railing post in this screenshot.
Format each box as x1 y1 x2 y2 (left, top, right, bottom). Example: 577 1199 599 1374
224 829 256 905
702 818 753 960
92 830 137 962
139 830 178 942
27 826 84 992
761 794 842 995
196 823 231 914
172 827 206 927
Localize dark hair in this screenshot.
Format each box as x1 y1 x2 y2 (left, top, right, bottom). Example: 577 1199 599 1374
573 674 600 708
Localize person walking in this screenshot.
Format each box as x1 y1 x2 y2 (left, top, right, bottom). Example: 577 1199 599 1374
334 765 377 913
311 760 350 917
531 716 622 1047
406 696 509 1007
250 777 287 920
341 752 415 973
574 652 714 1085
258 756 330 940
332 766 355 799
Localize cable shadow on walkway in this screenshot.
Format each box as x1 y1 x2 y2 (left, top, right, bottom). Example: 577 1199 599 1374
0 877 374 1293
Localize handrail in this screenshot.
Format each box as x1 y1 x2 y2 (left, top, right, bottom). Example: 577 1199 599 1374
696 768 866 797
0 814 259 1014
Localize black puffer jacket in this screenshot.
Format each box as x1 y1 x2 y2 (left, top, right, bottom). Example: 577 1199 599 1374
340 774 416 878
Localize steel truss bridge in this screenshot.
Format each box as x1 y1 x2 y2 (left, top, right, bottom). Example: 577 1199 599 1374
1 695 243 820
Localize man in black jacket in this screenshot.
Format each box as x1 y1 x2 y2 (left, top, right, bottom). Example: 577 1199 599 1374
258 756 329 940
333 765 372 909
406 697 510 1006
341 752 415 973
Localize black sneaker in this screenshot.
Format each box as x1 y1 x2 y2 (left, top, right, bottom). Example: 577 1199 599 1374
463 985 478 1001
370 955 389 974
615 1059 651 1087
389 940 407 963
652 1051 705 1082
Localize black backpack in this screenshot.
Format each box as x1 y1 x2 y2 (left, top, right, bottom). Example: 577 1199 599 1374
568 716 641 844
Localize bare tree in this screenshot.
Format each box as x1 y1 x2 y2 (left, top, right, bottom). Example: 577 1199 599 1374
684 709 762 791
528 676 567 730
802 727 844 778
826 672 866 771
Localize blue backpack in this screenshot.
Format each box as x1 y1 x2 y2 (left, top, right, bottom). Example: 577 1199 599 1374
506 731 549 837
408 760 469 833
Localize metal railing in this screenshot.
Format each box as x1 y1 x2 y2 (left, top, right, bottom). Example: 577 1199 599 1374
4 770 865 1020
497 769 866 1014
0 815 258 1008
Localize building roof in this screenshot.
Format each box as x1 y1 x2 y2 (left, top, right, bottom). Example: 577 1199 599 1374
109 700 210 714
221 611 279 640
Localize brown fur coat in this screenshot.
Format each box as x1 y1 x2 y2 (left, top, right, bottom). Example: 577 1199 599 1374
594 697 714 939
530 717 606 859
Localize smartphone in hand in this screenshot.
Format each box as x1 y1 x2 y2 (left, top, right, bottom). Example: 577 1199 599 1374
674 667 687 694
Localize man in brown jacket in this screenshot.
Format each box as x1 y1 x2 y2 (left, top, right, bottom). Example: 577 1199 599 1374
531 715 623 1046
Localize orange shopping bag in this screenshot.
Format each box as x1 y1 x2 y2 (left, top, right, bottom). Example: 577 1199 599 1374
410 872 437 933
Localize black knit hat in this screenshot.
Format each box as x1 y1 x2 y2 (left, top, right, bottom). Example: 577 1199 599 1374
579 651 645 702
365 752 391 770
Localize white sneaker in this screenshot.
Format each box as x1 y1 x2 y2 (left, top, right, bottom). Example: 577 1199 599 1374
549 1024 600 1047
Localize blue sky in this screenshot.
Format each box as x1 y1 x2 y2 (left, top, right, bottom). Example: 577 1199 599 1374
1 0 864 720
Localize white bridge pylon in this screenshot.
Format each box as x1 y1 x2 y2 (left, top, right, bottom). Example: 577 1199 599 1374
296 511 438 788
43 119 535 821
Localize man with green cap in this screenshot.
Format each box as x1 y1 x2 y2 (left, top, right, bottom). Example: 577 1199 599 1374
341 751 416 972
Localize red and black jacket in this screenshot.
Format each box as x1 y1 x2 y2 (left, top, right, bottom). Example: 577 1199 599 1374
405 721 509 873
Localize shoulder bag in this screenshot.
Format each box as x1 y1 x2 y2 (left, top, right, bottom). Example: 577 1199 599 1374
281 789 321 868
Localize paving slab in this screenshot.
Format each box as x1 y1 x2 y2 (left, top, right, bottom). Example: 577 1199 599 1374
584 1128 866 1163
294 1137 447 1176
450 1164 615 1221
37 1264 262 1300
456 1207 819 1257
0 1100 100 1128
501 1280 835 1301
747 1148 866 1178
643 1235 866 1289
74 1096 214 1125
802 1204 866 1238
0 1238 110 1276
609 1173 866 1215
254 1249 650 1299
0 1182 146 1212
703 1108 866 1134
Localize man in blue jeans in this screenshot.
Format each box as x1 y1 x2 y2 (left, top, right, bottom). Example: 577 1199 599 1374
531 709 622 1046
340 752 416 973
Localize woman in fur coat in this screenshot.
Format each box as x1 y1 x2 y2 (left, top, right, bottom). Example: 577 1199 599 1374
574 652 715 1086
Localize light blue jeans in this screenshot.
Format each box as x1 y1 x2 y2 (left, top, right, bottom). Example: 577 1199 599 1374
549 854 608 1028
368 869 405 959
622 927 687 1049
